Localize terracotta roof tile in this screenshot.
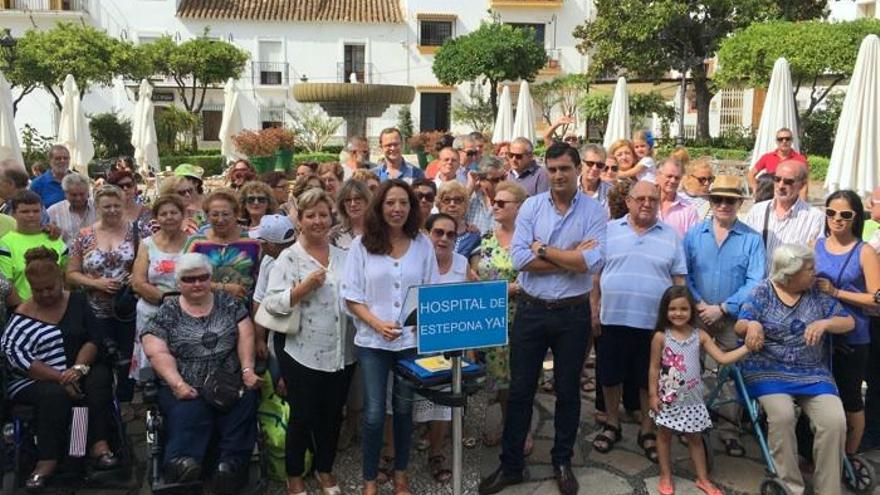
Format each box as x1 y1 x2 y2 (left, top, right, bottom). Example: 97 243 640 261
177 0 404 24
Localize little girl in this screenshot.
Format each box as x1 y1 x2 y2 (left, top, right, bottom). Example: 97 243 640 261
632 130 657 182
648 286 749 495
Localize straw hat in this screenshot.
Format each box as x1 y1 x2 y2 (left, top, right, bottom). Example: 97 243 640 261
708 175 746 199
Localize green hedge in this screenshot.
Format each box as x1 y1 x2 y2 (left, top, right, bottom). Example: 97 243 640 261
158 152 340 177
808 156 829 181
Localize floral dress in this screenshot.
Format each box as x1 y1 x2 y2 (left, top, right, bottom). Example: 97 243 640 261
183 230 262 299
474 233 517 391
651 328 712 433
71 225 137 318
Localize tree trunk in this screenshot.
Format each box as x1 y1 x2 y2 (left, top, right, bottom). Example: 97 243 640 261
45 85 62 111
489 79 498 117
691 66 713 141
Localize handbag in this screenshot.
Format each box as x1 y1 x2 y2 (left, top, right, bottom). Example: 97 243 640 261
112 221 140 322
254 246 302 335
202 366 244 412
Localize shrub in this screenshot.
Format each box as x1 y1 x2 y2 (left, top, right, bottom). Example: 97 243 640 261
802 93 844 157
287 104 343 153
231 129 277 157
90 112 134 159
159 155 225 177
20 124 53 169
808 155 829 181
294 152 338 165
156 106 200 155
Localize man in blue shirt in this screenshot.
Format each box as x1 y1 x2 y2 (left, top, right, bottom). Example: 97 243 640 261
371 127 424 182
480 143 606 495
683 175 764 456
29 145 69 208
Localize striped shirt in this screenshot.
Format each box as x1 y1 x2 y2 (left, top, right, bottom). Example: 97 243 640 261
744 198 824 264
2 314 67 398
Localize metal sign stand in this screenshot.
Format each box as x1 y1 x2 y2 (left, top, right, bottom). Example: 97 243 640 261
450 351 463 495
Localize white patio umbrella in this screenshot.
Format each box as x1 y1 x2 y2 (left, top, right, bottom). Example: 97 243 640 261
603 77 631 149
56 74 94 175
512 80 536 144
0 71 24 172
826 35 880 196
219 78 245 163
131 79 159 176
750 58 800 167
492 85 513 144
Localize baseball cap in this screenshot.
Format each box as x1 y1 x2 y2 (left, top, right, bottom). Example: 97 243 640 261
174 163 204 182
257 214 296 244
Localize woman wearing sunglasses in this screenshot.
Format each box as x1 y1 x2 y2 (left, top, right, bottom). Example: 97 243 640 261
814 190 880 461
159 176 204 234
141 253 261 489
579 144 613 211
680 158 715 219
106 169 151 236
436 181 481 257
237 181 279 239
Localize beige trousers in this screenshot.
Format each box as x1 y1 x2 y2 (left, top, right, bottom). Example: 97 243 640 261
758 393 846 495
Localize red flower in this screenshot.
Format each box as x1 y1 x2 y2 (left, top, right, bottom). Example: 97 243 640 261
156 260 176 274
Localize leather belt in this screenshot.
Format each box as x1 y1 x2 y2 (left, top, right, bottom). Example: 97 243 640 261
518 292 589 310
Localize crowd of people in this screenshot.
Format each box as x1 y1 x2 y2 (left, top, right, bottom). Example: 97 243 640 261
0 124 876 495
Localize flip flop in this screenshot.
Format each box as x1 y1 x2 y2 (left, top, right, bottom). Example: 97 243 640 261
695 479 724 495
658 477 675 495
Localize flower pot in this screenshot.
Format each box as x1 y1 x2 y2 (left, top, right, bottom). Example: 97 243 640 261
416 149 429 169
251 155 275 174
275 149 294 172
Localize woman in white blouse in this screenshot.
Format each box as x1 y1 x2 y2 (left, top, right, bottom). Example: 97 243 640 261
342 179 439 495
263 189 355 495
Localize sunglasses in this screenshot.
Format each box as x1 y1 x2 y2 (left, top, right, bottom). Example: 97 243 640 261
246 196 269 204
691 175 715 185
430 228 457 240
441 197 465 205
772 176 799 186
180 273 211 284
604 165 619 173
506 152 527 160
825 208 856 221
563 136 579 143
709 196 739 206
117 181 135 190
492 199 519 208
177 187 195 197
416 192 435 203
582 160 604 169
465 150 478 157
776 136 793 142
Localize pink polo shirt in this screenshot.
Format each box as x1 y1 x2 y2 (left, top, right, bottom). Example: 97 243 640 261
659 195 700 238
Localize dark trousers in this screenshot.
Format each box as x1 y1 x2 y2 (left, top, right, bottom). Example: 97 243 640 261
277 349 355 476
98 316 135 402
15 363 114 461
157 386 258 466
594 336 641 414
500 300 590 473
863 317 880 448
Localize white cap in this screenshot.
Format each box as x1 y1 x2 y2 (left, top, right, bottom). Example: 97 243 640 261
257 214 296 244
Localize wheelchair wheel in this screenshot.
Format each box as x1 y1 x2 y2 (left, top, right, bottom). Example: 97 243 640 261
760 478 792 495
844 454 876 493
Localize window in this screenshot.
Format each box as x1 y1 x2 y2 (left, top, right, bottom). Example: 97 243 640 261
257 40 286 85
260 106 286 129
506 23 545 45
420 94 450 132
420 20 453 46
201 109 222 141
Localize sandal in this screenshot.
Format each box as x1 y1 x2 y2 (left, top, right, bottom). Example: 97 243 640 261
25 472 49 492
428 454 452 483
658 477 675 495
377 455 394 484
722 438 745 457
94 451 120 470
638 431 659 463
592 422 621 454
695 479 724 495
462 436 477 449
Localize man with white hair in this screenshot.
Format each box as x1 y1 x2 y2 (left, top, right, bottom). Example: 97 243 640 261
29 145 70 208
47 173 96 247
505 137 549 196
343 135 373 179
656 158 699 238
454 134 480 172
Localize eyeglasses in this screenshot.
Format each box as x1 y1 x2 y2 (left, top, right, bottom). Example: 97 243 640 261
246 196 269 204
582 160 604 169
117 181 135 190
506 152 528 160
604 165 619 173
776 136 793 142
177 187 195 197
416 192 435 203
492 199 520 208
180 273 211 284
441 197 465 205
430 228 457 240
825 208 856 221
629 195 659 204
480 176 503 184
709 196 739 206
772 176 799 186
465 150 478 157
691 175 715 185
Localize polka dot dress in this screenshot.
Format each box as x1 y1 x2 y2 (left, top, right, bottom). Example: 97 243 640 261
651 329 712 433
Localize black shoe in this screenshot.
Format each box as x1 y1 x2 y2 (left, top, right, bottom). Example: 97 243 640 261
554 464 579 495
478 465 524 494
164 456 201 484
212 461 242 495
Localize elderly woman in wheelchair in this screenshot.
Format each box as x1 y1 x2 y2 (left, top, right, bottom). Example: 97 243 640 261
141 253 261 492
0 247 119 491
735 244 855 495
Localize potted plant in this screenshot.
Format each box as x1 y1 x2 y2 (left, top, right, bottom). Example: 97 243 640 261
232 129 277 173
263 127 296 172
408 131 446 169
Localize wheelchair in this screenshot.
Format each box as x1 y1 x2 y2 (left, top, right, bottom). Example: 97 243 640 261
0 345 134 494
140 367 268 495
704 364 877 495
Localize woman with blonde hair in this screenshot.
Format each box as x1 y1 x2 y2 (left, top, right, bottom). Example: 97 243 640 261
680 157 714 219
159 176 204 234
608 139 641 182
238 180 278 239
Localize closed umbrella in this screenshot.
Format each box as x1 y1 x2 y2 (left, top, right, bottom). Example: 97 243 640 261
603 77 631 149
0 71 24 172
826 35 879 196
492 85 513 144
56 74 94 175
512 80 536 144
750 58 800 167
131 79 159 176
219 78 245 163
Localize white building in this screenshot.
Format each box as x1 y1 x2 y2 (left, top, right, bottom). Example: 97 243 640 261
4 0 593 150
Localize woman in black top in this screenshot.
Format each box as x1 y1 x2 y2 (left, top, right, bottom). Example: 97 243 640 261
1 247 117 490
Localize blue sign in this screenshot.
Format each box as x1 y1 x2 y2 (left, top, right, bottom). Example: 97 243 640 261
413 280 509 354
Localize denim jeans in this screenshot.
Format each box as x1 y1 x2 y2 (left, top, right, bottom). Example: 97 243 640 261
357 345 416 481
500 300 590 473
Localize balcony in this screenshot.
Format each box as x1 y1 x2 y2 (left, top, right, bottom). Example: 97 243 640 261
252 61 289 87
1 0 89 13
539 48 562 75
337 62 374 84
489 0 563 7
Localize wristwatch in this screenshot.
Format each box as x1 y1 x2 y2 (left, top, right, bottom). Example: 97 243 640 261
72 364 90 376
874 289 880 305
537 243 548 258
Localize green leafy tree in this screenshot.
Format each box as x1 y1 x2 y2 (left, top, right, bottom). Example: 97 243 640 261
573 1 821 140
716 19 880 118
155 105 201 155
0 29 38 115
801 92 844 156
579 91 675 141
90 112 134 159
451 86 495 135
531 74 590 137
433 21 547 115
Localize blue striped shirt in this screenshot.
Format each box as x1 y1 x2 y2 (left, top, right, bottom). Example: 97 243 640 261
600 216 687 330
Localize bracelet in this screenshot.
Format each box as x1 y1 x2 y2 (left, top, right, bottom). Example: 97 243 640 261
241 367 253 375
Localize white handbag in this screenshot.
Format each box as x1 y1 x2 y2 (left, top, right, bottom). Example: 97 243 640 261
254 247 302 335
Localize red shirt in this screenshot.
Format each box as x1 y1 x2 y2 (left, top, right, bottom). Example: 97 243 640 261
753 149 807 175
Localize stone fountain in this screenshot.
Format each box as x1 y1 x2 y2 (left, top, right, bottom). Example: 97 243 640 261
292 83 415 141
